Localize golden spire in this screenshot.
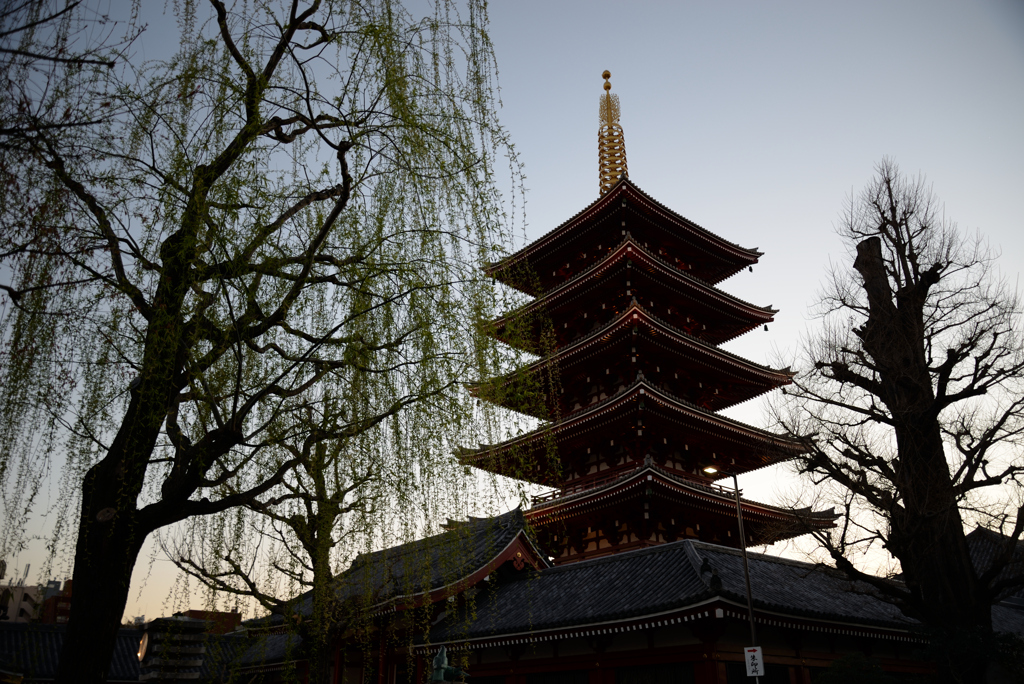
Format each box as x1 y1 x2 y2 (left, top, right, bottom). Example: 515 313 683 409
598 70 628 195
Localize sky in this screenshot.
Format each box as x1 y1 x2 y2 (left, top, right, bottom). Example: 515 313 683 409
481 0 1024 510
7 0 1024 622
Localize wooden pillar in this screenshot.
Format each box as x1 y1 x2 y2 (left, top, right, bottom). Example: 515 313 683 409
694 658 727 684
378 627 388 684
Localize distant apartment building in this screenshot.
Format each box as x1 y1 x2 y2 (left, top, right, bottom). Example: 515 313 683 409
1 583 42 622
0 579 70 623
37 580 72 624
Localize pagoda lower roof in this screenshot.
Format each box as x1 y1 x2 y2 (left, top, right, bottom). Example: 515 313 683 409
476 302 793 419
487 178 762 294
492 236 775 350
460 376 805 484
526 461 836 536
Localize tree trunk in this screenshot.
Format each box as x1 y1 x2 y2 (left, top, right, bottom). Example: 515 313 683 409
309 551 333 684
54 461 148 683
308 503 340 684
889 429 990 632
54 210 197 682
854 236 990 635
54 383 164 683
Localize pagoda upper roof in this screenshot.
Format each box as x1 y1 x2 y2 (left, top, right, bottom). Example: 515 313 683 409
477 301 793 419
492 235 776 349
487 178 762 294
460 375 805 482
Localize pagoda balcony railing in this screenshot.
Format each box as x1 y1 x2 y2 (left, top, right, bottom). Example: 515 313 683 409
531 462 736 507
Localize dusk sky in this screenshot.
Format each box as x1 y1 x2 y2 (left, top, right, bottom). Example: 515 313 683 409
8 0 1023 622
482 0 1024 511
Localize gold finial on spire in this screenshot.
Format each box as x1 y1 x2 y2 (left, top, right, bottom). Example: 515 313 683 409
598 70 628 195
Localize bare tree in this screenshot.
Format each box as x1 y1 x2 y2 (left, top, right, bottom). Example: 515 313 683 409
774 160 1024 667
172 425 384 684
0 1 520 681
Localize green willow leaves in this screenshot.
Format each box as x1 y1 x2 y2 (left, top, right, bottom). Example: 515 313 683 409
0 1 529 680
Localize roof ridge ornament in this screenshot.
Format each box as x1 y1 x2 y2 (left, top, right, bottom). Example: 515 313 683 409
599 70 628 196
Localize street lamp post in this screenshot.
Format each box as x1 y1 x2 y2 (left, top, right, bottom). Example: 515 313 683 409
704 467 758 658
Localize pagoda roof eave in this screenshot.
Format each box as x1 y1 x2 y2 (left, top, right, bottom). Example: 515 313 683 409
492 236 776 331
486 178 762 286
460 376 805 464
486 302 793 390
526 462 836 529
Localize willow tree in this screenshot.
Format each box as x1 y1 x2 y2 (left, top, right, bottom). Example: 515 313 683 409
774 161 1024 676
0 1 522 681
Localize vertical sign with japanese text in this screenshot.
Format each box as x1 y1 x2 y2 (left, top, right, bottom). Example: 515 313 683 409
745 646 763 677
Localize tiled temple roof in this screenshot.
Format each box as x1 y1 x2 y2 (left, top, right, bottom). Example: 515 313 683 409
0 624 142 682
290 508 542 616
0 623 247 682
427 535 1024 644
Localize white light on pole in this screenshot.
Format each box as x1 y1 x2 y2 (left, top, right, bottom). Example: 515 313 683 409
704 465 759 679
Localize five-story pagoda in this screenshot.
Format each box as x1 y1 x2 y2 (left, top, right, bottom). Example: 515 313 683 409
466 72 833 565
